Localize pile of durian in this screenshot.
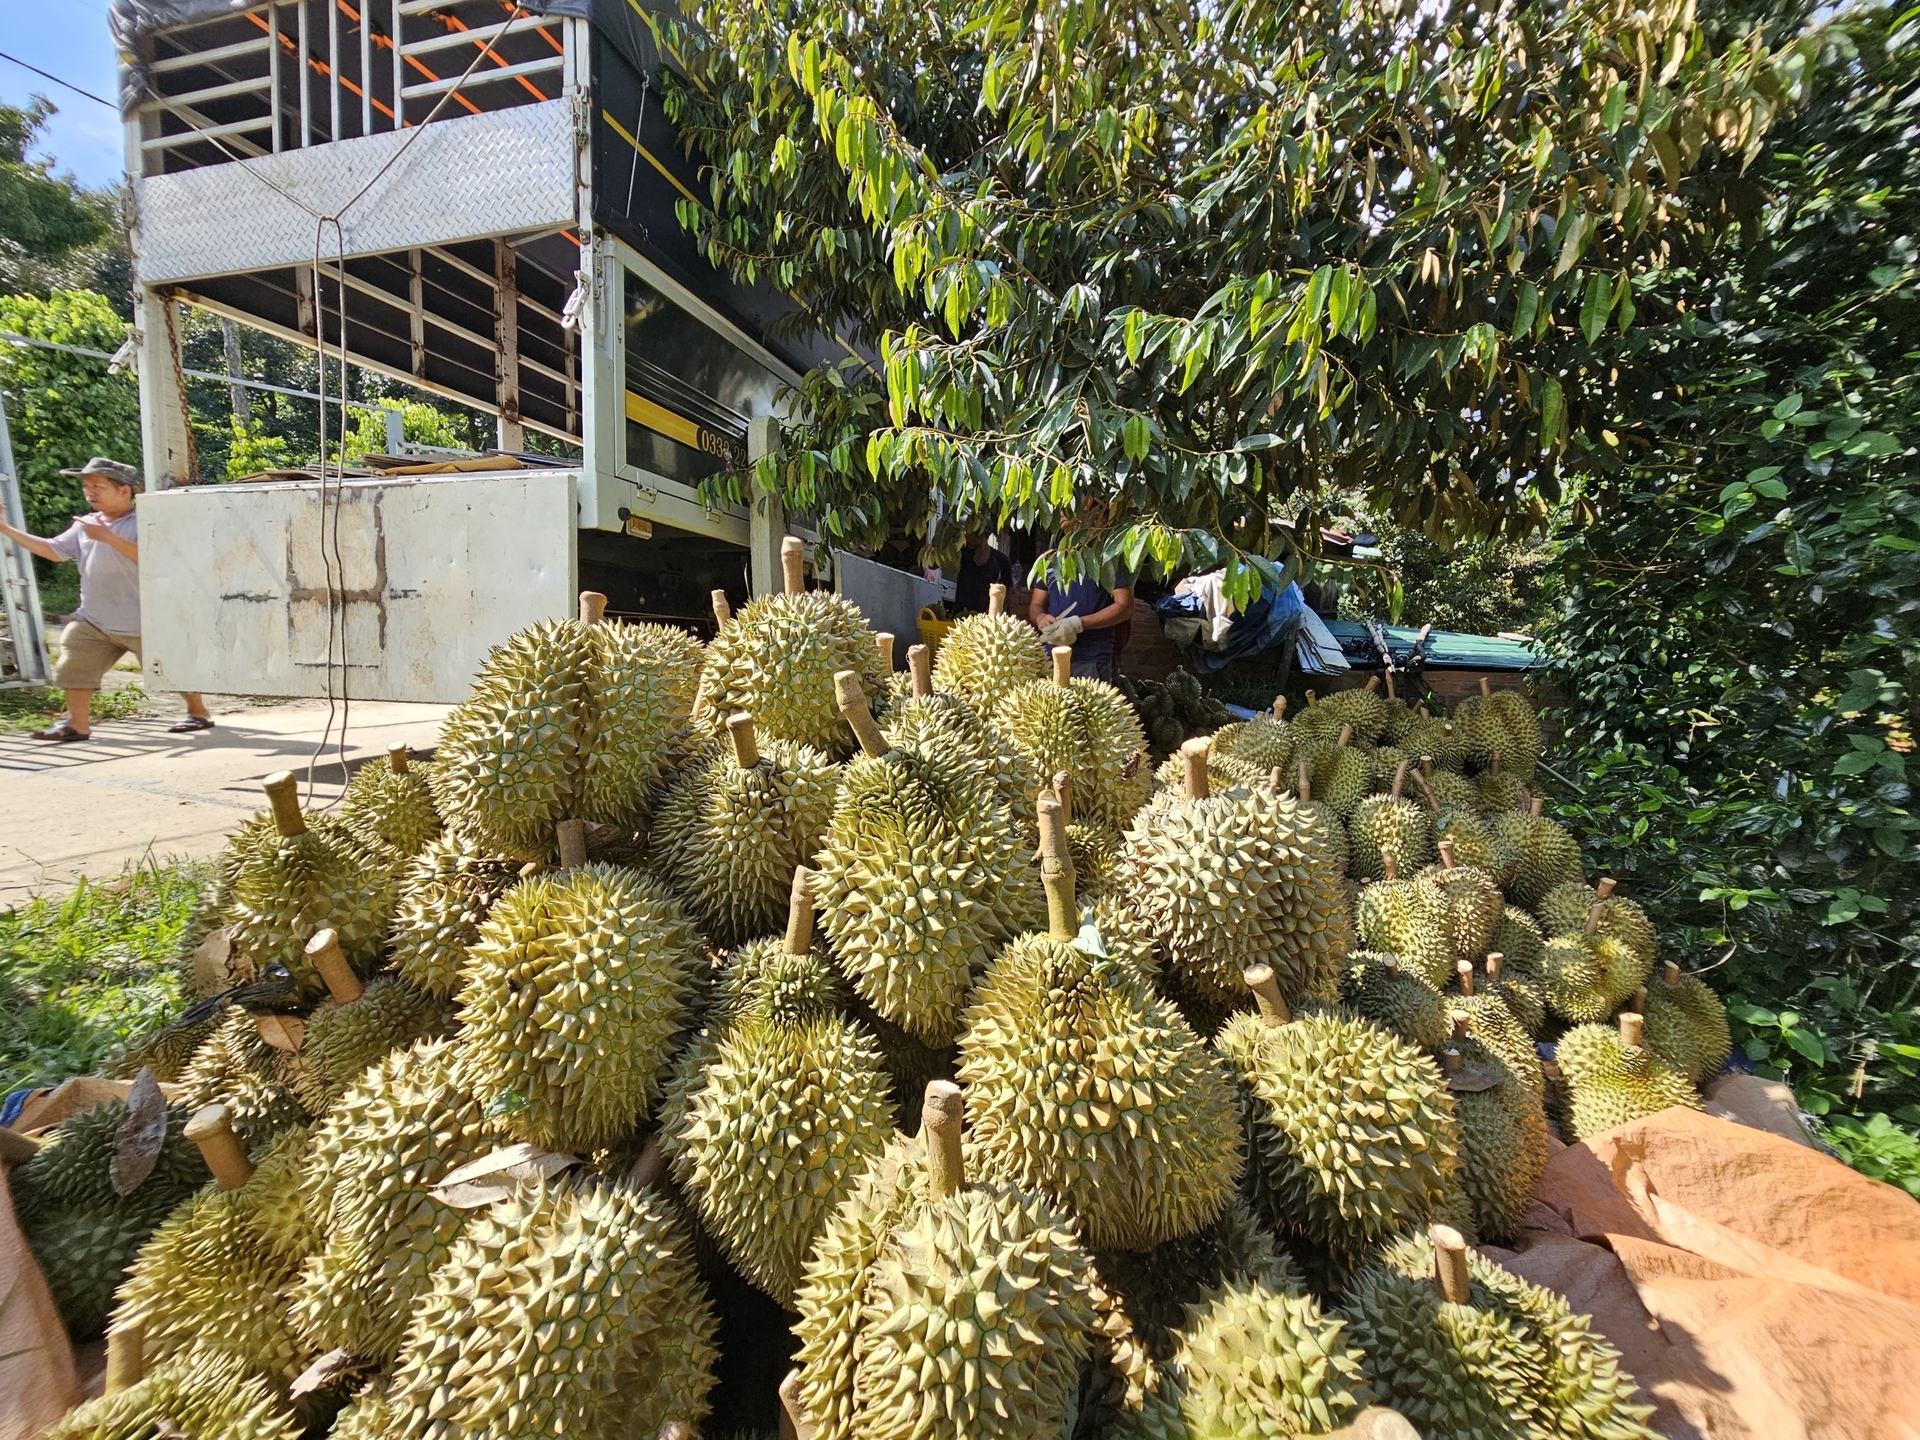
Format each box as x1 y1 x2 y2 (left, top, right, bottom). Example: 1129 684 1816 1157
1113 669 1236 756
13 545 1735 1440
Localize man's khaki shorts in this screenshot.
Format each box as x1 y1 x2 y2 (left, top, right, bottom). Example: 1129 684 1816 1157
53 620 142 690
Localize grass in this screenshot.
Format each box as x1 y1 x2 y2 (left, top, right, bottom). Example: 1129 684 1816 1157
0 683 151 734
34 568 78 620
0 858 206 1095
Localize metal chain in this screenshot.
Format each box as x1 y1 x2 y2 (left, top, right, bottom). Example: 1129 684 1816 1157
162 295 201 483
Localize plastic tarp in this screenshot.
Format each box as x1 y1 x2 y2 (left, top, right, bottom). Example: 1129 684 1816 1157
1488 1105 1920 1439
1154 578 1304 676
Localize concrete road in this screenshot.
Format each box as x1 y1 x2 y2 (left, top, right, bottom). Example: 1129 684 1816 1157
0 697 452 905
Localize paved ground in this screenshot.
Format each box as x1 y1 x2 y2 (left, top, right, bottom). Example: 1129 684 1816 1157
0 690 452 905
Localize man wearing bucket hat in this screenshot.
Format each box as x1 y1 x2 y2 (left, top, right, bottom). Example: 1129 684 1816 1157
0 457 213 742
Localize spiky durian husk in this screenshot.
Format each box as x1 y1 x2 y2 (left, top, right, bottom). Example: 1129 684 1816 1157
113 1127 316 1385
1118 788 1350 1011
1347 793 1435 881
328 1378 394 1440
1366 743 1410 792
289 975 446 1112
226 814 395 991
459 864 702 1152
384 837 521 999
1340 953 1452 1051
997 676 1152 836
884 691 1039 841
380 1177 718 1440
288 1039 499 1361
959 935 1243 1252
341 759 442 857
40 1348 300 1440
1450 994 1545 1096
931 610 1048 714
1449 1037 1551 1244
1288 700 1342 744
580 619 706 821
1491 809 1584 907
1317 686 1389 743
1353 876 1456 987
1340 1231 1658 1440
1489 905 1546 975
659 945 897 1305
812 744 1042 1045
108 1006 223 1083
1218 1009 1458 1260
791 1134 1098 1440
1297 739 1371 818
651 734 840 946
1401 718 1470 773
1152 750 1261 798
1455 691 1543 781
1542 936 1613 1024
701 590 882 759
1556 1024 1705 1140
1417 859 1504 959
1486 970 1548 1036
1477 769 1530 813
1115 1277 1373 1440
1378 696 1419 745
1219 714 1294 778
1430 806 1515 883
11 1097 208 1218
175 1010 310 1152
1537 882 1659 969
1642 970 1733 1086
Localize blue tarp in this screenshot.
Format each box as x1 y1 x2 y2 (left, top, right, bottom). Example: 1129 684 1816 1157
1153 580 1305 675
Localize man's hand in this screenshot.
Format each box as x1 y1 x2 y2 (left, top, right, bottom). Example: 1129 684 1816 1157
1040 614 1085 648
77 519 114 542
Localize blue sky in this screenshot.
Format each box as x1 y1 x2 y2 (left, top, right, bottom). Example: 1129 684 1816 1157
2 0 126 189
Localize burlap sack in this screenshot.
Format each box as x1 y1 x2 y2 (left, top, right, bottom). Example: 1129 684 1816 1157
0 1160 82 1439
1489 1105 1920 1440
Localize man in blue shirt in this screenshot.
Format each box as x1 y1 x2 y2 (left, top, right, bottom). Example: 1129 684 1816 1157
1030 501 1133 678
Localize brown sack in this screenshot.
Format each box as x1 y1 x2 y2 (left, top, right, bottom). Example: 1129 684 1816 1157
0 1163 82 1439
1490 1105 1920 1440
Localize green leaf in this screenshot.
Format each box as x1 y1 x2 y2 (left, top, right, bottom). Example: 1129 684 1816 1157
1539 375 1565 448
1833 751 1878 776
1773 393 1803 419
1555 212 1587 278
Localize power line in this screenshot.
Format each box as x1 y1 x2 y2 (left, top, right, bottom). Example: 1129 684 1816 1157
0 50 116 110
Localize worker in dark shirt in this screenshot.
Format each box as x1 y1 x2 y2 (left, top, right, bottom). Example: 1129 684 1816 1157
951 530 1014 614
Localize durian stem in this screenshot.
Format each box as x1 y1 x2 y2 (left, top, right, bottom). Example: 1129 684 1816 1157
779 1370 816 1440
263 771 304 837
987 583 1006 617
1596 877 1618 901
710 589 732 628
1488 751 1501 777
1584 902 1604 937
1438 838 1457 871
1181 737 1210 800
1306 689 1318 708
104 1320 144 1395
517 860 545 880
1664 960 1681 985
1411 768 1440 814
785 867 815 956
184 1105 253 1190
1456 958 1474 996
1619 1011 1645 1048
1381 954 1400 974
908 643 933 698
1441 1049 1463 1075
1450 1011 1470 1044
1384 671 1396 701
1051 770 1073 826
875 632 894 672
1365 675 1381 693
556 819 588 870
1268 766 1285 792
1390 760 1409 800
1051 646 1073 686
578 591 608 625
387 744 409 775
1420 755 1434 778
834 671 888 757
1271 695 1287 719
0 1126 40 1164
1382 850 1398 882
1243 964 1291 1026
1327 1408 1422 1440
1430 1224 1472 1304
1417 703 1430 720
306 928 362 1004
780 535 806 595
923 1081 965 1198
1296 760 1312 804
1485 952 1503 983
1633 986 1649 1014
1337 724 1354 748
727 712 760 770
1530 796 1544 818
1037 796 1078 941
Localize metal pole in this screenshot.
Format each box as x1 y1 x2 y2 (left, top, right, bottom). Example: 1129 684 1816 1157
222 319 250 425
0 387 54 687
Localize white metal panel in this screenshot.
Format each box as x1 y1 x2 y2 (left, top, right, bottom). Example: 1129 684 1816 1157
834 551 943 662
134 100 579 284
138 470 578 702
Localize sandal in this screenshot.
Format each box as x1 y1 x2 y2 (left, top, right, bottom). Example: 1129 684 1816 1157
30 720 91 742
168 716 217 734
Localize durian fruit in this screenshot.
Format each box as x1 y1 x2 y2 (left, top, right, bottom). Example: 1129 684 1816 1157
110 1001 226 1083
1479 951 1546 1036
1544 890 1651 1013
930 581 1048 714
40 1346 301 1440
997 647 1153 835
385 837 523 998
1537 876 1657 969
1455 677 1542 781
789 1083 1099 1440
1299 724 1371 818
1114 1274 1374 1440
340 744 442 857
1543 933 1615 1024
1402 712 1470 774
1119 742 1351 1010
660 868 897 1305
1438 1020 1550 1244
1218 966 1458 1265
1492 797 1584 907
175 1009 309 1152
1474 753 1529 813
432 600 703 856
1447 967 1545 1096
1367 742 1410 792
226 773 396 992
887 643 1040 842
288 1038 499 1362
701 537 884 759
1288 761 1350 875
12 1088 211 1339
1288 689 1342 743
1418 840 1503 959
1340 1226 1659 1440
1641 960 1733 1086
1152 747 1261 797
1488 904 1546 976
1557 1011 1705 1140
1348 760 1435 881
1413 759 1482 817
287 930 446 1112
813 672 1043 1045
1219 700 1295 778
113 1115 317 1386
1410 767 1516 882
959 796 1243 1252
1377 675 1420 745
652 710 840 945
1352 853 1455 988
459 850 704 1152
1317 676 1389 743
1340 951 1452 1051
379 1172 718 1440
